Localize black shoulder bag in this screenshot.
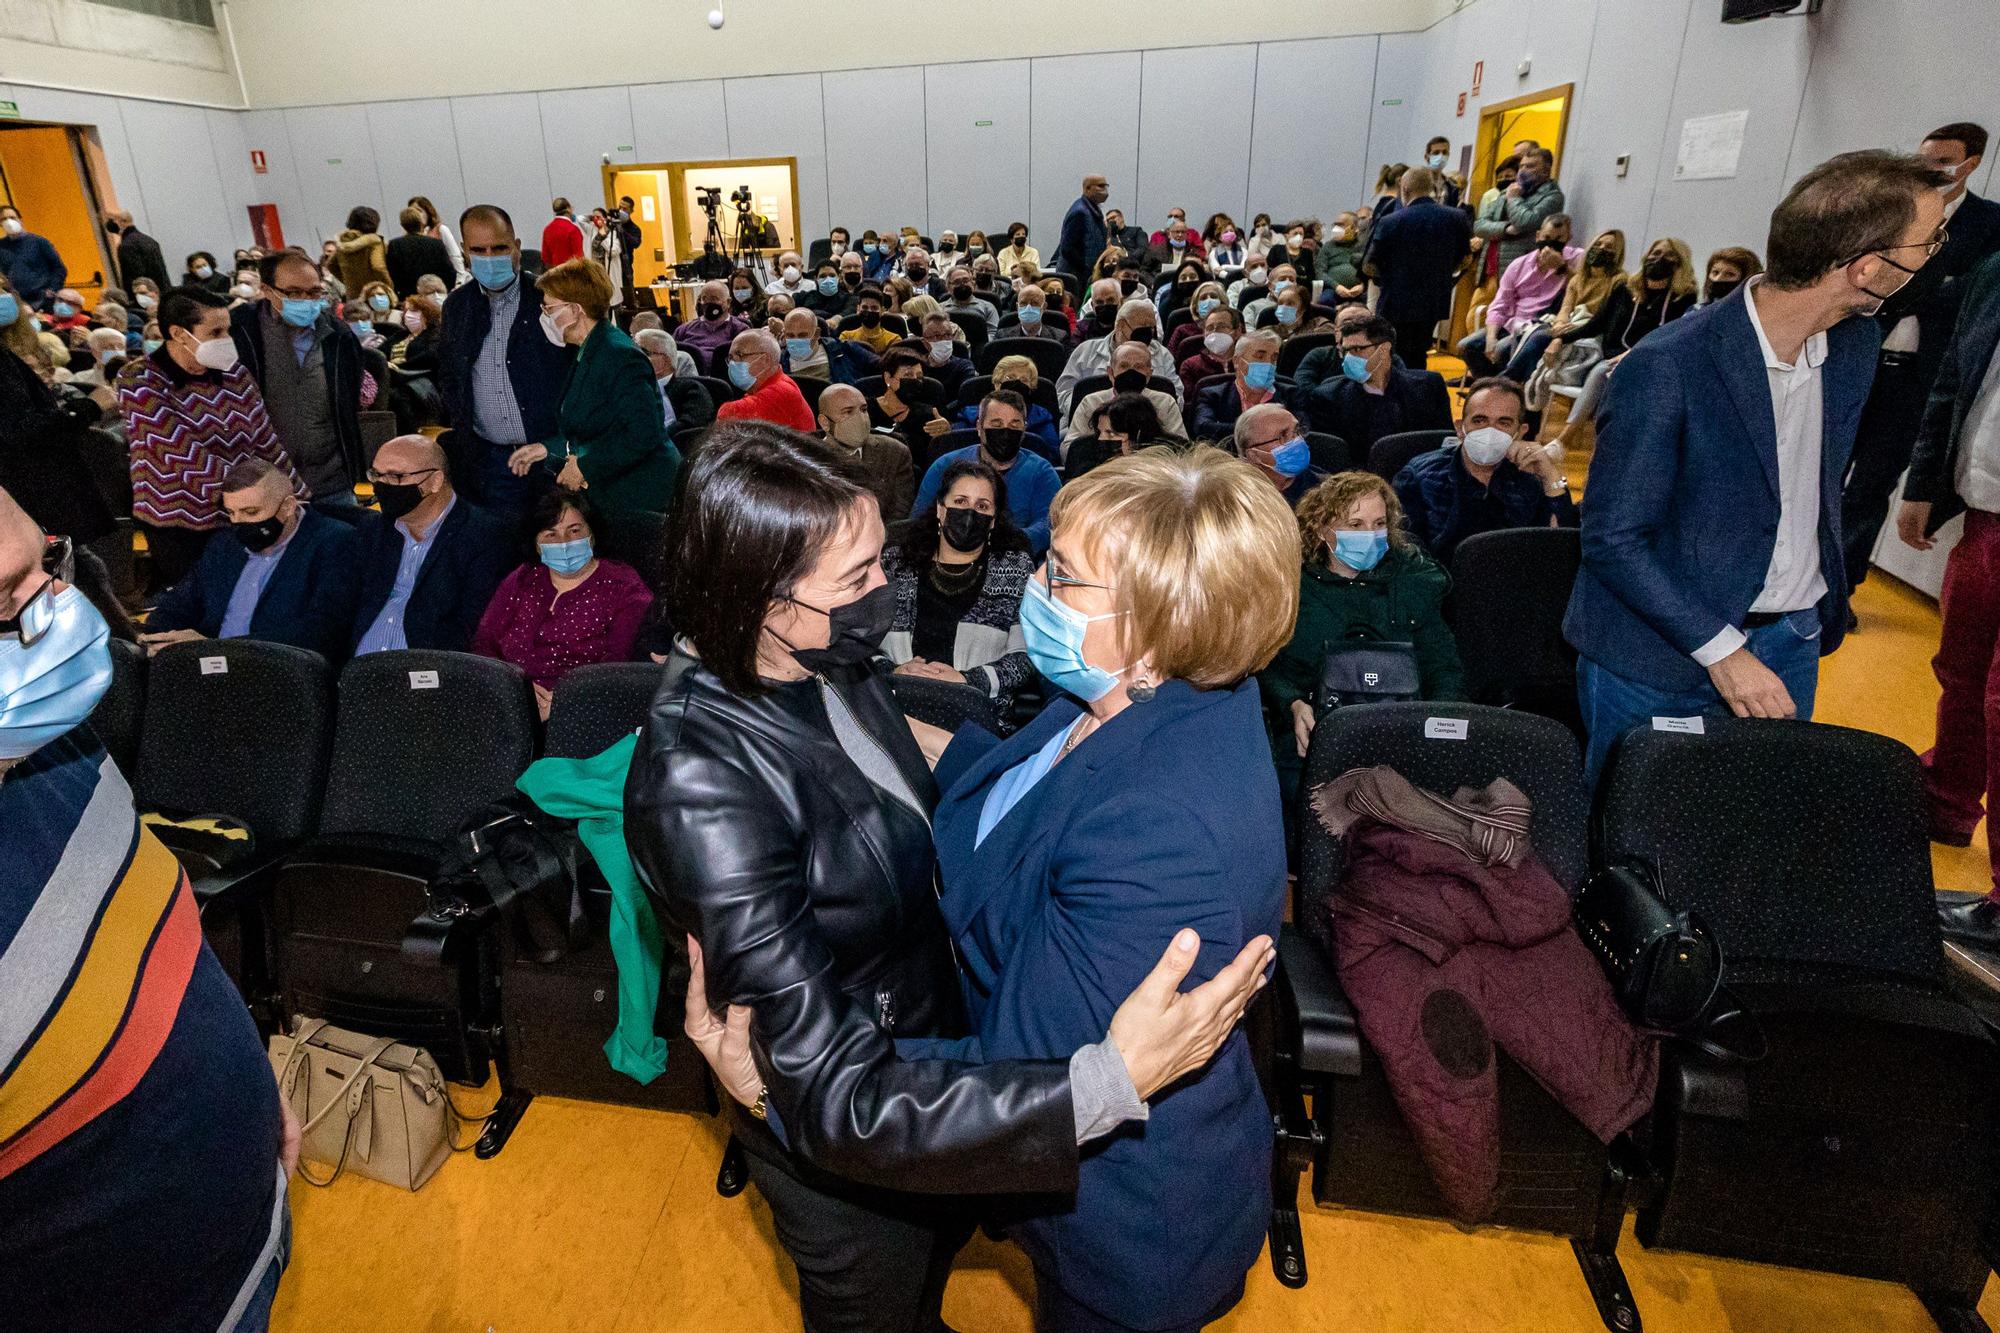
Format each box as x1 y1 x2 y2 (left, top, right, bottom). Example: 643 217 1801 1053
403 794 588 966
1314 628 1421 713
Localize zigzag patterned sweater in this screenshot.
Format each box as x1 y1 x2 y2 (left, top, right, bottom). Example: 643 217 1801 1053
117 349 302 530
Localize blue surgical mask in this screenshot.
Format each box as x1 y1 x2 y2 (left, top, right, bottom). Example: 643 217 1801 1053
1270 437 1311 477
0 294 17 326
1197 297 1219 317
1244 360 1278 391
1330 529 1389 573
469 253 517 290
1275 304 1298 326
281 297 323 328
539 537 594 575
349 320 373 337
1341 352 1372 383
784 336 814 361
1020 574 1128 703
0 584 113 760
1018 305 1042 325
1271 278 1294 295
53 301 75 318
1428 153 1448 170
863 243 879 256
143 337 162 354
368 293 391 312
817 275 839 296
727 359 755 390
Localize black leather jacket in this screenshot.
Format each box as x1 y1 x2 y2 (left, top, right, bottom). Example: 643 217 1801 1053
624 660 1078 1195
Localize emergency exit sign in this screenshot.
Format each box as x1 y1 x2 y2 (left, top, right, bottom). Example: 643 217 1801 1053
250 149 267 174
0 101 19 120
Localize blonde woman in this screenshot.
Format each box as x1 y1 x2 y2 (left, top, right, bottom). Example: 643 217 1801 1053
1496 228 1627 380
1545 237 1699 454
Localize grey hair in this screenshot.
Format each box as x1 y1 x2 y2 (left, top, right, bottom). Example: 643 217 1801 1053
633 327 677 358
1233 401 1296 453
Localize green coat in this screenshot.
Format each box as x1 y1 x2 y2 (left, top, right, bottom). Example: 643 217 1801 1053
1315 239 1363 294
547 320 681 515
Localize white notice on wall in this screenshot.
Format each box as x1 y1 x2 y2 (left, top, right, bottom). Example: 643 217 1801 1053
640 195 656 222
1675 110 1748 181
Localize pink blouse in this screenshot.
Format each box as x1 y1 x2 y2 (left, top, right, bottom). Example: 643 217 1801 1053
471 559 654 690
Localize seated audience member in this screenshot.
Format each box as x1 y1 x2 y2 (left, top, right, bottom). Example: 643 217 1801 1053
473 488 653 719
1234 401 1324 507
1056 294 1176 415
120 285 304 587
1293 303 1376 391
1109 252 1151 301
1316 213 1365 302
911 389 1059 552
69 328 127 389
1260 469 1466 802
140 457 356 660
762 290 796 336
728 267 766 322
1241 262 1302 329
779 305 878 385
880 457 1036 709
1065 340 1186 446
764 250 812 300
1393 376 1575 567
1269 285 1336 339
997 281 1065 343
1700 245 1762 305
1227 255 1272 312
953 353 1060 457
1065 392 1173 479
802 261 845 316
1300 314 1453 453
1177 304 1241 397
1496 228 1628 382
715 329 816 431
901 247 943 301
395 294 442 373
1168 280 1228 352
1156 259 1211 316
1191 328 1284 442
343 296 389 352
1147 220 1207 276
46 288 89 332
1074 277 1124 344
918 312 977 394
816 381 914 520
942 265 1001 335
994 224 1041 278
1101 207 1146 257
832 250 869 311
182 250 229 295
839 286 898 354
1543 239 1699 456
865 231 900 283
869 346 953 457
635 328 715 434
1458 213 1579 377
673 279 749 362
351 433 513 655
962 229 992 263
901 293 941 327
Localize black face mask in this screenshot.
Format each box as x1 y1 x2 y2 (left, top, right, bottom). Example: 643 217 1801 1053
1128 325 1155 345
783 583 894 673
233 512 289 553
1644 256 1676 281
1119 278 1142 296
857 310 881 328
941 506 994 553
982 426 1024 463
907 268 928 283
1538 237 1566 253
1092 302 1120 325
1112 368 1148 394
701 302 726 320
996 379 1030 398
974 274 994 290
843 271 863 287
1009 235 1026 248
1705 278 1742 305
1585 247 1615 270
951 285 973 301
374 482 426 521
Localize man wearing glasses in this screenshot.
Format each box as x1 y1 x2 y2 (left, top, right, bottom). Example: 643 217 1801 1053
1565 150 1951 786
348 434 511 657
228 247 367 507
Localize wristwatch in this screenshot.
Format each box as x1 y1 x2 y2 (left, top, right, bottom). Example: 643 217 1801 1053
1545 477 1571 496
748 1085 769 1121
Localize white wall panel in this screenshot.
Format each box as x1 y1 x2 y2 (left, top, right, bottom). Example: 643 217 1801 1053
364 100 467 233
203 107 258 253
235 109 310 257
1558 0 1690 251
628 80 729 162
281 105 383 248
1247 36 1381 225
538 86 638 213
1029 52 1141 254
924 61 1031 240
1135 45 1255 234
722 74 828 240
822 66 927 237
1362 33 1426 208
449 92 553 249
118 101 235 283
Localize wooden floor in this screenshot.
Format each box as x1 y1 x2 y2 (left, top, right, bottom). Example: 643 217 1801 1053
273 573 1996 1333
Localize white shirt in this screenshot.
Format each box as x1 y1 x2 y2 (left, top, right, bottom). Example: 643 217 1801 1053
1692 279 1829 666
1882 189 1964 354
1954 340 2000 514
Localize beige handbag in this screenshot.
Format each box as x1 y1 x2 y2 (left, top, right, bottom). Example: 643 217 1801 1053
268 1017 464 1190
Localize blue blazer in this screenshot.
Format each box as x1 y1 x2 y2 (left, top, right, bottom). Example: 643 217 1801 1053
906 679 1284 1327
147 509 356 660
1364 198 1472 325
434 276 575 444
346 499 514 654
1563 287 1880 692
1056 196 1107 278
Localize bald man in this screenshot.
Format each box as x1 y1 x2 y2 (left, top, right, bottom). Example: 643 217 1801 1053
349 433 512 655
673 278 749 363
715 328 816 432
815 381 915 520
1059 171 1111 278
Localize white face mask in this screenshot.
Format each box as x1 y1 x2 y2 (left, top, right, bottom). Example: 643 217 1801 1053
928 339 955 363
1246 269 1267 286
192 333 239 372
540 306 571 346
1203 330 1234 358
1461 426 1514 466
783 265 801 281
232 283 257 300
1 218 21 236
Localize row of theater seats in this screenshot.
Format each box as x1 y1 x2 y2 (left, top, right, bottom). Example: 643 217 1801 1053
1268 701 1999 1331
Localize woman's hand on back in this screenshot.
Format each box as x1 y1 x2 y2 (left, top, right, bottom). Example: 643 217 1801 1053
683 935 762 1108
1108 929 1275 1100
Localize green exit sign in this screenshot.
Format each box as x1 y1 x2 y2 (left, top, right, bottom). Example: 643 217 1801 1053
0 101 20 119
974 119 992 127
1381 98 1404 106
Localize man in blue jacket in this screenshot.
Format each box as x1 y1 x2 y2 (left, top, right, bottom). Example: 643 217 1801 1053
0 205 66 307
435 205 575 525
347 435 513 656
139 458 355 661
1055 173 1109 279
1564 150 1950 784
1363 166 1472 370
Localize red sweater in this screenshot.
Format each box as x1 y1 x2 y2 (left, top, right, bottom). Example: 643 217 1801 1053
716 371 815 433
541 216 586 269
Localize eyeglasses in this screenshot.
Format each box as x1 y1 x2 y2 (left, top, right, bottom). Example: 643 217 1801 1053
1 535 73 646
366 466 439 486
1043 554 1113 594
1246 433 1298 454
1853 224 1949 268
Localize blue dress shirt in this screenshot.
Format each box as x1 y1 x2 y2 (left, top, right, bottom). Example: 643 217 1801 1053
355 493 457 655
217 527 297 638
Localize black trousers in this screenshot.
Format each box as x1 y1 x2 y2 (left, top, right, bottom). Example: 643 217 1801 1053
746 1149 970 1333
137 522 211 593
1390 320 1435 371
1840 356 1929 591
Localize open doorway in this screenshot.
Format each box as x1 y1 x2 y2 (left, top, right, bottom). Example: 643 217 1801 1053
0 122 117 304
605 156 799 319
1452 83 1574 337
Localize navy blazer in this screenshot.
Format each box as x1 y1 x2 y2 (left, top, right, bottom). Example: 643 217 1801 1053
1878 190 2000 383
1564 287 1880 692
1056 196 1107 278
434 275 575 445
905 679 1284 1327
1907 250 2000 534
147 509 355 660
1364 198 1473 325
1300 363 1454 449
346 498 514 654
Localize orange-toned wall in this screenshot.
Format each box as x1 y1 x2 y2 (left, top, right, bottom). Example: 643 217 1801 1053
0 125 110 303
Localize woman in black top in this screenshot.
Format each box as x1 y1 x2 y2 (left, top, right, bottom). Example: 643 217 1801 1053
1546 236 1698 455
1065 392 1168 480
180 252 231 296
868 345 951 459
880 458 1035 709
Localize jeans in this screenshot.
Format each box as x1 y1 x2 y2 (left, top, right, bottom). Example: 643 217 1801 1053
1578 608 1824 789
1502 326 1556 383
1456 328 1515 378
469 435 545 530
1926 509 2000 888
227 1195 292 1332
1034 1271 1243 1332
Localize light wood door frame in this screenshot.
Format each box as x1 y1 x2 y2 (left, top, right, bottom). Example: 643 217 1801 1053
1451 83 1576 339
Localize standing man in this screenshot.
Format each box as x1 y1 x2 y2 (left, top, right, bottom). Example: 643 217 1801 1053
1902 251 2000 937
104 209 169 294
229 249 366 510
1564 150 1949 784
1841 123 2000 605
1363 166 1473 370
1424 135 1461 208
1057 173 1110 279
542 198 587 270
0 205 65 308
1472 146 1564 274
435 205 575 525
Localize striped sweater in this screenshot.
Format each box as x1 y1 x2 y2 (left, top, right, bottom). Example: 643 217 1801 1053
119 347 302 530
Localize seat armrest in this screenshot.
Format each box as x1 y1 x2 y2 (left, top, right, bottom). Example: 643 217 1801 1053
185 844 294 909
1277 923 1362 1078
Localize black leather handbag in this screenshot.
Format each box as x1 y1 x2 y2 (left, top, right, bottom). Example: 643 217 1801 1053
1313 632 1421 713
403 795 588 966
1575 863 1721 1031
